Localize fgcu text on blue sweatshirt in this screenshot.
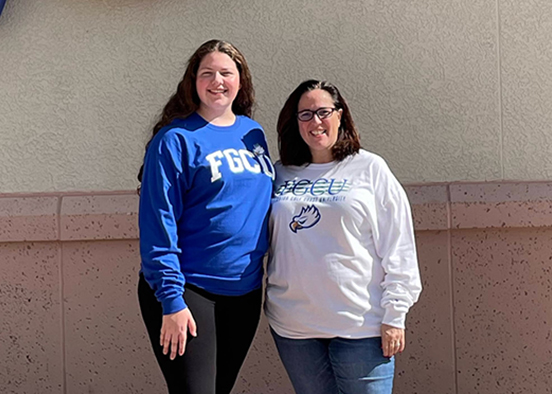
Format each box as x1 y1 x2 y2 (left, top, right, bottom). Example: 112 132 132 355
139 113 274 315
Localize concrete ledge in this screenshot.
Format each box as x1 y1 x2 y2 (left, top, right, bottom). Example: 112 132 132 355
0 196 59 242
404 185 449 231
60 195 139 241
450 182 552 229
1 182 552 242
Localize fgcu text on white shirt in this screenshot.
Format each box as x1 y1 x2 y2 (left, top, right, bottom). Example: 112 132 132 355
275 178 350 196
206 148 274 182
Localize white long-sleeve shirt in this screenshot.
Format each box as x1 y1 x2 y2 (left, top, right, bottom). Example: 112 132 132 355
265 150 422 339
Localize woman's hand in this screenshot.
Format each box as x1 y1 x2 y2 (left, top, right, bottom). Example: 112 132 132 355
381 324 405 358
160 308 197 360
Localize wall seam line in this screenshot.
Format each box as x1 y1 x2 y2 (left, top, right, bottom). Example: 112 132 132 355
58 196 67 394
447 185 459 394
496 0 505 180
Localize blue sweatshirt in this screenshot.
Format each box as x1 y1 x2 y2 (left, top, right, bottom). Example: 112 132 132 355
139 113 274 314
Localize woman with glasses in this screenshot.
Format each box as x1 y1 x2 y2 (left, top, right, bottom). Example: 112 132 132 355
265 80 422 394
137 40 274 394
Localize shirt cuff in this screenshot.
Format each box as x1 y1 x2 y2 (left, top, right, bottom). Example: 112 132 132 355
161 295 187 315
382 308 406 329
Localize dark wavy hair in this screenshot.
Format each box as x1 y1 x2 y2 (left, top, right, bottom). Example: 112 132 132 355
277 80 360 166
137 39 255 183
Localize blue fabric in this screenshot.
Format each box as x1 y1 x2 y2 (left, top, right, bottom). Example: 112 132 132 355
271 329 394 394
0 0 6 18
139 113 274 314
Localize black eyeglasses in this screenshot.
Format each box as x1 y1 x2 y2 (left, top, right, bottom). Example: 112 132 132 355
296 107 337 122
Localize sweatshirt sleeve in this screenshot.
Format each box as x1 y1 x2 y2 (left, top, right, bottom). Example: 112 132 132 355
372 156 422 329
139 130 188 315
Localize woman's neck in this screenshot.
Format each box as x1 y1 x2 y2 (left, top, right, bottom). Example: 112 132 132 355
196 107 236 126
310 150 334 164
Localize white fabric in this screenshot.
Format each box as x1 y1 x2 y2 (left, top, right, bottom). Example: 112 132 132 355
265 150 422 339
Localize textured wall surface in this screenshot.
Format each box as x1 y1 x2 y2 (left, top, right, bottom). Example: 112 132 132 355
2 183 552 393
1 1 552 193
1 1 552 393
500 1 552 179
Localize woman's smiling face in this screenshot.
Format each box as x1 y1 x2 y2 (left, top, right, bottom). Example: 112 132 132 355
195 51 241 115
297 89 342 163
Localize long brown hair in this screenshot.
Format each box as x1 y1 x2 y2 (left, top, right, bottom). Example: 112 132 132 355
137 39 255 182
277 80 360 166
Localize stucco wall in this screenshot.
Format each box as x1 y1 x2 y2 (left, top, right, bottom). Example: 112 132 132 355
1 0 552 193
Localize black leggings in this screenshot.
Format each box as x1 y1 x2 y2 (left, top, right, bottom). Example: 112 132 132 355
138 274 262 394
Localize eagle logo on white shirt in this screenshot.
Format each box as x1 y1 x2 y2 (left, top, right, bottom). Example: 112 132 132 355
289 205 321 233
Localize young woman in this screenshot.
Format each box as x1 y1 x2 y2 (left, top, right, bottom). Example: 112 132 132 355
265 80 422 394
137 39 274 394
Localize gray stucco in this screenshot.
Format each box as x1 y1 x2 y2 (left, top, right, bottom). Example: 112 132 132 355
0 0 550 192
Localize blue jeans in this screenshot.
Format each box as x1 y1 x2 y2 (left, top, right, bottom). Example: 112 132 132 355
271 329 394 394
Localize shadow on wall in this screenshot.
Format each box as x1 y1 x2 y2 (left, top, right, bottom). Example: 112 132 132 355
0 0 6 18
